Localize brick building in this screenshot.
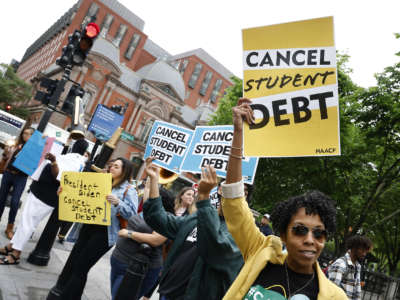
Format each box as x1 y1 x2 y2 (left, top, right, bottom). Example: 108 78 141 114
16 0 235 180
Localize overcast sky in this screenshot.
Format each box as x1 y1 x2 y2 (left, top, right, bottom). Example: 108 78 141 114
1 1 399 88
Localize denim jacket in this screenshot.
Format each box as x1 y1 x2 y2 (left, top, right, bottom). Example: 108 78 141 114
67 180 138 247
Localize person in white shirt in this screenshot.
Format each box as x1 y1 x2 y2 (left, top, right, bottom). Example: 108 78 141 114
0 139 89 265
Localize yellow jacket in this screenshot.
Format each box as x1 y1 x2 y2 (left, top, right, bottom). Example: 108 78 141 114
222 194 348 300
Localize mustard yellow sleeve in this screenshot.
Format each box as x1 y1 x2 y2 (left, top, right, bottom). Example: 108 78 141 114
221 181 267 261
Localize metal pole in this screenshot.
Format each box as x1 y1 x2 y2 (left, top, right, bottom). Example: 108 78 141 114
28 67 71 266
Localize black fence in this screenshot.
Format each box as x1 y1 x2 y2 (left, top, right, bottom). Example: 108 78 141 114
362 270 400 300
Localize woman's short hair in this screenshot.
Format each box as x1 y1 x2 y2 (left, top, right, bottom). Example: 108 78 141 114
346 235 372 251
270 190 336 236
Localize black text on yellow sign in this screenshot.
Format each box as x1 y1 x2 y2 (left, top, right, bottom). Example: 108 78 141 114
59 172 112 225
242 17 339 157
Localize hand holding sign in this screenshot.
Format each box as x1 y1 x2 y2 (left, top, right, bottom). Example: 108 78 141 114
45 152 56 163
232 98 255 130
197 165 218 201
144 157 160 180
106 194 119 206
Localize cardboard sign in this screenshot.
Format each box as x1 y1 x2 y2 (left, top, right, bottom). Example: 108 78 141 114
144 121 194 173
59 172 112 225
242 17 340 157
181 126 258 184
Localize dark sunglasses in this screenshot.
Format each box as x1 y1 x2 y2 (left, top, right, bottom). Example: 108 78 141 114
292 225 327 240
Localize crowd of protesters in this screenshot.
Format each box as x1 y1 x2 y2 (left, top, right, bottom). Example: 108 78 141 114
0 99 376 300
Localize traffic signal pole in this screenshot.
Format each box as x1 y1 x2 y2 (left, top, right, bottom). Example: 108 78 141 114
29 23 100 267
36 67 71 132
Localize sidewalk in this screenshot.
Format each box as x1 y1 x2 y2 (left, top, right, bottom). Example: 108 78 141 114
0 174 159 300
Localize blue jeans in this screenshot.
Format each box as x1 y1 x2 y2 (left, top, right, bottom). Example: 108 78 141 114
110 255 162 300
0 171 28 224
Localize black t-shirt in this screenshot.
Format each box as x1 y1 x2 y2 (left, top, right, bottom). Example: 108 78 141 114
159 226 198 298
30 163 59 207
112 215 163 269
252 263 319 300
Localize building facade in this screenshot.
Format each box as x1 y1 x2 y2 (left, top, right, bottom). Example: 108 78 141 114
16 0 235 180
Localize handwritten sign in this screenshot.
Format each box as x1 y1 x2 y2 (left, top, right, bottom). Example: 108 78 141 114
59 172 112 225
144 121 194 173
243 17 340 157
181 126 259 184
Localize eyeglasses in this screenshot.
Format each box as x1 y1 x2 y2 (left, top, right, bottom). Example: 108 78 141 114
291 224 327 241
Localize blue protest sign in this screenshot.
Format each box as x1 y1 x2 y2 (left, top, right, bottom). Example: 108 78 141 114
144 121 194 173
181 126 259 184
88 104 124 141
12 130 46 176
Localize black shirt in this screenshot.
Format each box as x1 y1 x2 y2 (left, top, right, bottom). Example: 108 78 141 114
112 215 163 269
30 163 59 207
159 227 198 298
253 263 319 300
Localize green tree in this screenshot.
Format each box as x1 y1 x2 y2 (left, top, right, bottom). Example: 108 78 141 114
0 63 31 118
208 76 242 125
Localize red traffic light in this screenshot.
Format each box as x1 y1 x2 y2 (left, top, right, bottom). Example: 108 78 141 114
85 23 99 39
5 104 11 112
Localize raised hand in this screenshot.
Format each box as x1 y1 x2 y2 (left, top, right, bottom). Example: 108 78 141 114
232 98 255 131
144 157 159 180
45 152 56 163
197 165 218 201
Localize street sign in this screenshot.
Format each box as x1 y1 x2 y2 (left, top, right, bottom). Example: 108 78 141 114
121 130 134 142
88 104 124 141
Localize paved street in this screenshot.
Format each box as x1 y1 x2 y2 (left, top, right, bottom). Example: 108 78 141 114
0 175 158 300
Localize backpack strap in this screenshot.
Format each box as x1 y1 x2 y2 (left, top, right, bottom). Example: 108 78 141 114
122 184 131 201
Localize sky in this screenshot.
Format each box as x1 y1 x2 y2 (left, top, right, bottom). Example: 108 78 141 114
1 0 399 88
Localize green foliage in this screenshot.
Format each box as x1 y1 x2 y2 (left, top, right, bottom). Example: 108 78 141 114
8 106 30 119
209 50 400 274
0 63 32 106
208 76 242 125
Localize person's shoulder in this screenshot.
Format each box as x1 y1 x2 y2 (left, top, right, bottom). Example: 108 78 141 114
332 256 347 267
319 270 349 299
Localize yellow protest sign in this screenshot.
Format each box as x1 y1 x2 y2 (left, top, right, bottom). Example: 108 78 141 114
59 172 112 225
242 17 340 157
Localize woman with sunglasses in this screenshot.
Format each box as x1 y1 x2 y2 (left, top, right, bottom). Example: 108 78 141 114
220 98 347 300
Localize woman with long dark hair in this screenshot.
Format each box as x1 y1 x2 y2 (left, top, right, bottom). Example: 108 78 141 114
0 127 34 239
47 157 138 300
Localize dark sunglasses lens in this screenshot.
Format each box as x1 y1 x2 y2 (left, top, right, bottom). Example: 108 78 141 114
313 229 327 240
292 225 309 236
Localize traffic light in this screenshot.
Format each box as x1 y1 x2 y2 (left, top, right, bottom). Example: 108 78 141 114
5 104 11 112
34 77 59 105
73 22 100 66
61 84 85 115
56 22 99 68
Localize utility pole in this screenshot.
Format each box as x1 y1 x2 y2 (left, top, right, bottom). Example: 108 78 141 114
28 22 100 267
